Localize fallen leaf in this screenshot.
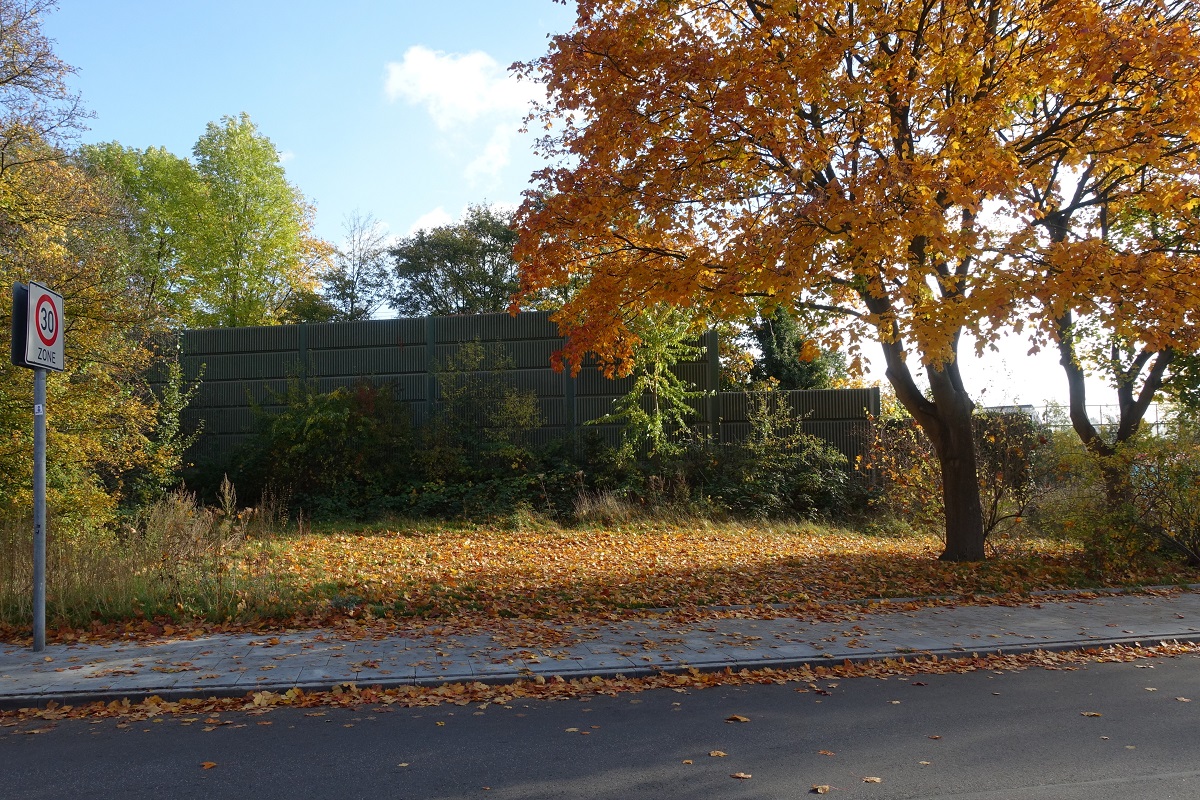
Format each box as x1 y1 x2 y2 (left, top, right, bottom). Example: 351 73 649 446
863 776 883 783
398 763 409 767
1176 697 1192 702
919 761 931 765
436 721 445 726
565 728 580 732
201 762 217 770
730 772 752 780
811 785 832 794
682 760 693 765
1144 687 1157 692
928 735 941 740
725 715 750 723
709 751 728 758
818 750 835 756
1081 712 1102 717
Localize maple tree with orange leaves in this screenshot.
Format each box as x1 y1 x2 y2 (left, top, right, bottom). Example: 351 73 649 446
513 0 1200 561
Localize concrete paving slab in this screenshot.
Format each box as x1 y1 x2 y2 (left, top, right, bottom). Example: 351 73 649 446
3 590 1200 708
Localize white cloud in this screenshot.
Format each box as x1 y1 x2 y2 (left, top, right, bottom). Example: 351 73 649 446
406 206 454 235
464 123 517 185
385 46 540 129
278 150 295 163
384 46 542 185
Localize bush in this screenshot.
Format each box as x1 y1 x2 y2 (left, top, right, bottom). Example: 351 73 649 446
1024 411 1200 575
233 380 417 517
862 406 1047 545
679 393 848 518
1122 416 1200 565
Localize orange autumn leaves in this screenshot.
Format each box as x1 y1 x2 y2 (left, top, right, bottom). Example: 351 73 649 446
514 0 1200 374
227 523 1140 624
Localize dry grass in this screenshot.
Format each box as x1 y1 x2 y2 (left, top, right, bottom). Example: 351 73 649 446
3 510 1198 642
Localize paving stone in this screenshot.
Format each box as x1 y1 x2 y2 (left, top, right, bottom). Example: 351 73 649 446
3 591 1200 707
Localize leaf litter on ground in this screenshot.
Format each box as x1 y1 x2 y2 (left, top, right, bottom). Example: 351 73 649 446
8 521 1196 647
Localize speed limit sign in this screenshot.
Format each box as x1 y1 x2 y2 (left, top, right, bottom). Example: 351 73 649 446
15 282 64 371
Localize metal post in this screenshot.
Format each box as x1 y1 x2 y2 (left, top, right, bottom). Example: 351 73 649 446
32 367 46 652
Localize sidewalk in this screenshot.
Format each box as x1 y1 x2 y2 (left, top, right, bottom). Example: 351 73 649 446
3 590 1199 710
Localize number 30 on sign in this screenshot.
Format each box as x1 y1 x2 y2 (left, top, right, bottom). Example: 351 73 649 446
10 282 64 372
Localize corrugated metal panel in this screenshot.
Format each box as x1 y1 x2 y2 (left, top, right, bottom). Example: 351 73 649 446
575 369 636 396
501 339 562 369
307 347 426 377
194 379 290 408
173 313 877 470
192 407 260 436
307 318 425 349
575 395 618 423
433 311 561 343
719 389 879 422
183 352 302 381
537 398 568 427
182 325 299 355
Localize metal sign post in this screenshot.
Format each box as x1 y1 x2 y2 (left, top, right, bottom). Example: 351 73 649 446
11 282 64 652
33 368 46 652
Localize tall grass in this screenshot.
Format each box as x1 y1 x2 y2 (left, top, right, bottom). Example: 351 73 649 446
0 479 316 632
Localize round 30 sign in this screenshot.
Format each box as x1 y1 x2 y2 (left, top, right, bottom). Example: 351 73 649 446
24 282 64 371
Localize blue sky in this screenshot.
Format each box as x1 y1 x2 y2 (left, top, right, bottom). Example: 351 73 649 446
41 1 1126 407
44 0 574 242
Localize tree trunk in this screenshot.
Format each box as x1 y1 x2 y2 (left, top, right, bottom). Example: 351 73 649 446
924 363 987 562
1055 310 1174 510
877 337 987 561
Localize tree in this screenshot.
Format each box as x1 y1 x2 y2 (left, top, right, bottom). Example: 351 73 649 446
190 112 331 327
78 143 206 325
514 0 1200 560
390 204 520 317
749 307 847 390
593 308 707 458
1009 6 1200 504
82 115 333 329
0 0 84 178
0 1 162 522
321 211 393 321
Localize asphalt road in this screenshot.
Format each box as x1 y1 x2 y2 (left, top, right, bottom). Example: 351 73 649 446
4 654 1199 799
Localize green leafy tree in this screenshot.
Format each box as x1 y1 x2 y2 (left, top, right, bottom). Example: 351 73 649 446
78 143 205 325
390 204 519 317
594 308 706 459
82 114 332 328
749 307 847 390
191 113 330 327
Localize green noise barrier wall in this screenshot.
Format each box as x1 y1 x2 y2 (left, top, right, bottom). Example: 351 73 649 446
167 311 880 467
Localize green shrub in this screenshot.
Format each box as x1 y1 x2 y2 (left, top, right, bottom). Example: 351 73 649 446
1025 413 1200 576
679 393 848 518
233 380 417 517
419 341 543 484
1122 416 1200 565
